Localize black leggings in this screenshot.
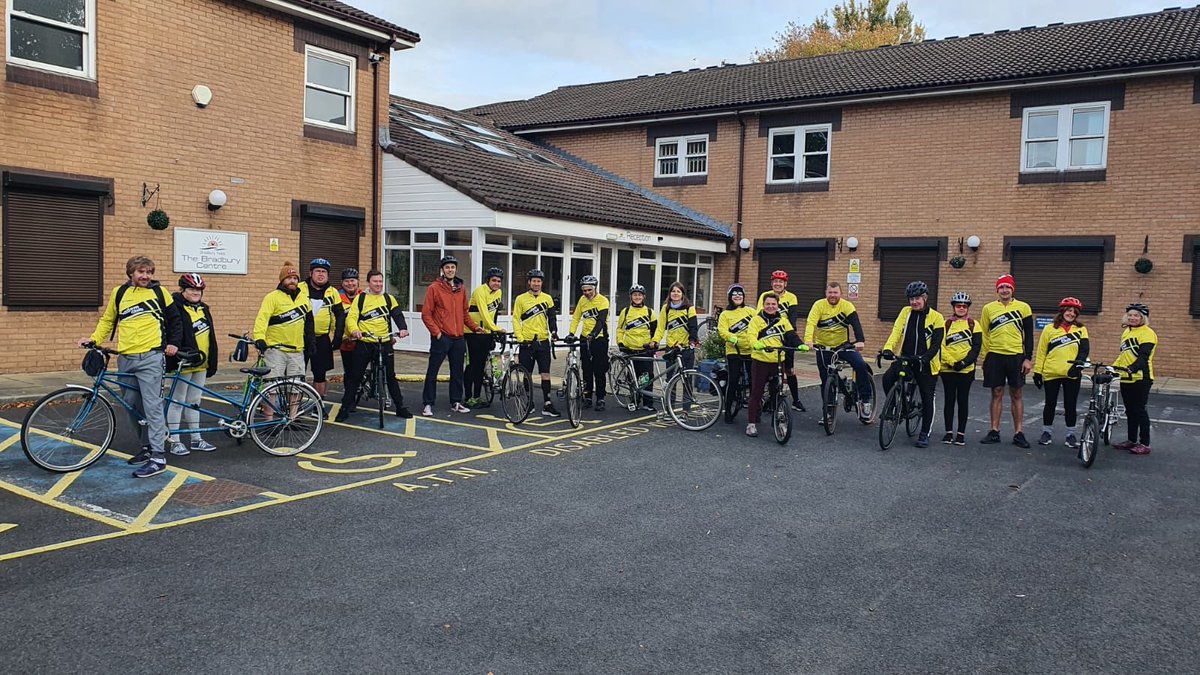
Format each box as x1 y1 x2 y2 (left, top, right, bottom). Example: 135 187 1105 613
580 338 609 399
464 333 493 399
724 354 752 418
1120 379 1152 445
940 372 973 433
1042 377 1081 428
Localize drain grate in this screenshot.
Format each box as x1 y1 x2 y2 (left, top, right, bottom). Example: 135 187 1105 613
173 479 267 507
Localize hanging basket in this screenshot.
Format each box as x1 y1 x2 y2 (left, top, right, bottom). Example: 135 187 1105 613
1134 257 1153 274
949 255 967 269
147 209 170 230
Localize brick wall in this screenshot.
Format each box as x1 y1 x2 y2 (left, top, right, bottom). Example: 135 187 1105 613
0 0 390 373
536 76 1200 377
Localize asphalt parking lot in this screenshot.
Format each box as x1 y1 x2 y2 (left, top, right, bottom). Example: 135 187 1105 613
1 383 1197 673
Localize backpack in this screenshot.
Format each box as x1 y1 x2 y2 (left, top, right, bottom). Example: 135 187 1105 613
356 291 397 316
109 282 168 343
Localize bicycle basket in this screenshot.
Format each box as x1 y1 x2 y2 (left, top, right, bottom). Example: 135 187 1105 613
231 339 249 362
82 350 106 377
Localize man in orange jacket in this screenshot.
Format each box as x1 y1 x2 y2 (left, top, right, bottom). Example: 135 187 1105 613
420 255 482 415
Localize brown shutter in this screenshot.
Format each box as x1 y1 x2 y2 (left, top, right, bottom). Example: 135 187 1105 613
756 249 829 309
1010 247 1104 314
1192 245 1200 317
3 190 103 308
877 247 940 320
300 216 360 275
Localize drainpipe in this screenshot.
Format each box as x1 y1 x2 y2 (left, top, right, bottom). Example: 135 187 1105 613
370 49 381 270
734 112 747 282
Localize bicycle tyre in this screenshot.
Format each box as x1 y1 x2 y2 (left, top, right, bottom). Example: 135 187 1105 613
481 360 496 406
565 367 583 428
821 376 839 436
375 354 387 429
773 391 792 445
357 361 374 409
1078 414 1100 468
878 385 902 451
610 358 640 412
666 370 722 431
247 380 324 456
904 383 921 437
730 379 746 418
501 365 533 424
21 386 116 473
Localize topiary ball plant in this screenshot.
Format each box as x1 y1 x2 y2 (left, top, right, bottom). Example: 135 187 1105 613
147 209 170 230
1134 257 1153 274
949 255 967 269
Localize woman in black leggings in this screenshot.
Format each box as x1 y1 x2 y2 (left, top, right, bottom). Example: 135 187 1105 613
1032 297 1089 448
1113 303 1157 455
938 292 982 445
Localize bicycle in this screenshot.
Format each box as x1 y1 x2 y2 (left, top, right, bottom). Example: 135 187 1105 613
613 346 723 431
554 336 585 428
475 332 506 408
1073 360 1127 468
876 353 924 451
609 348 654 413
813 343 877 436
498 334 534 425
759 346 806 444
713 357 750 420
357 330 398 429
22 341 323 473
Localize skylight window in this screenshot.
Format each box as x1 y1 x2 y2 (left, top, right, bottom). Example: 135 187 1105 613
468 140 515 157
457 121 503 139
406 125 459 144
400 108 454 127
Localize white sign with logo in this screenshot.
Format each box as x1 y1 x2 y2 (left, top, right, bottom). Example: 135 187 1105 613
174 228 248 274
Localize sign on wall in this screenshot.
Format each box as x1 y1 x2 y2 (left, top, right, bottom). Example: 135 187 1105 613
174 228 248 274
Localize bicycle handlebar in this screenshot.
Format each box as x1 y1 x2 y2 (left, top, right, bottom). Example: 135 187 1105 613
81 342 119 356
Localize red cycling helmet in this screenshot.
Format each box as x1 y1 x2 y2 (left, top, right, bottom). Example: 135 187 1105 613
179 273 206 290
1059 296 1083 311
771 270 788 281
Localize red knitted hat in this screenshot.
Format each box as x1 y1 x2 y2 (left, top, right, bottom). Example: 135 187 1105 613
996 274 1015 290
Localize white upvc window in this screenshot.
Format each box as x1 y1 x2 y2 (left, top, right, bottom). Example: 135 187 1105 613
767 124 831 183
1020 102 1110 172
655 135 708 177
304 45 356 131
6 0 96 78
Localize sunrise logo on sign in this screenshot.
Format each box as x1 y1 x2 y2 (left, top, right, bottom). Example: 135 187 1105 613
201 237 225 254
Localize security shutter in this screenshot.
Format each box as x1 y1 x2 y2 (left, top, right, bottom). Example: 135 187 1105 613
877 247 940 320
1010 246 1104 314
1192 244 1200 317
299 216 360 275
3 189 103 308
756 248 830 309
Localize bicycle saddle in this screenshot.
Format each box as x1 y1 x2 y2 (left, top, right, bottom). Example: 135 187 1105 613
240 366 272 377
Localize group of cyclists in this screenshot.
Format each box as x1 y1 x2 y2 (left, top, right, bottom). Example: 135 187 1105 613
79 254 1160 479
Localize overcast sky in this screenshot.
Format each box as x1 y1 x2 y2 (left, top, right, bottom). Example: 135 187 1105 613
354 0 1171 110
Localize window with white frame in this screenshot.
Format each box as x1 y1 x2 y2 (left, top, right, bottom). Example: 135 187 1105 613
655 135 708 177
767 125 831 183
1021 102 1109 172
6 0 96 77
304 45 356 131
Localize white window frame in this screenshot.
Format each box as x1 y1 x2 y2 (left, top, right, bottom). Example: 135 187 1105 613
766 124 832 184
304 45 356 132
1019 101 1110 173
654 135 708 178
5 0 96 79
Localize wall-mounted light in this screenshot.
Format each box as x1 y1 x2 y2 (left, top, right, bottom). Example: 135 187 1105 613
207 189 227 211
739 238 751 251
846 236 858 252
966 235 980 252
191 85 213 108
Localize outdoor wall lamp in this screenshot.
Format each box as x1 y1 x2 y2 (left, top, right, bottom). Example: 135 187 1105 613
964 234 981 252
738 238 751 251
838 236 858 252
207 189 227 211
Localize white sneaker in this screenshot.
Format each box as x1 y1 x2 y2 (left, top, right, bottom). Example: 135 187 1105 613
169 442 190 456
745 423 758 437
190 439 217 452
451 402 470 413
422 405 433 416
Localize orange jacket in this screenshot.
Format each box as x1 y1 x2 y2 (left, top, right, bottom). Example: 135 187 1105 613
421 276 479 339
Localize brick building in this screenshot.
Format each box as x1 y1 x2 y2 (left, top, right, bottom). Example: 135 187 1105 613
470 8 1200 377
0 0 418 373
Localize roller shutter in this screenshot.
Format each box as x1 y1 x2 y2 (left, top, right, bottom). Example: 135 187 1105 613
3 189 103 308
877 247 940 320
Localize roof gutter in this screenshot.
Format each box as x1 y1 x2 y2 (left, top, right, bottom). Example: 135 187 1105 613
242 0 417 49
508 64 1200 135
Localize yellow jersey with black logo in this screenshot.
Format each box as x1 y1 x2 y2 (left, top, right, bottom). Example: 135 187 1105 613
348 293 401 343
90 285 175 355
512 291 555 342
804 298 858 348
1114 324 1157 383
181 304 212 374
758 289 799 317
980 299 1033 356
300 282 342 336
742 311 795 364
617 305 654 350
1035 324 1088 380
469 285 503 333
940 317 982 374
884 306 946 376
717 306 756 356
570 293 610 339
654 304 697 348
253 289 311 353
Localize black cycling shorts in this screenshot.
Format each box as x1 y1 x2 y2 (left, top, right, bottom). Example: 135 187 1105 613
519 340 552 374
982 353 1026 389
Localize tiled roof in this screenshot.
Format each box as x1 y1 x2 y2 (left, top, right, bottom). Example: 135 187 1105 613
385 96 732 241
291 1 420 43
467 7 1200 129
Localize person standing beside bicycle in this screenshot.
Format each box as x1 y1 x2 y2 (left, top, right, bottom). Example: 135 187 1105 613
1113 302 1157 455
253 262 315 383
652 282 699 366
880 281 945 448
758 270 804 411
337 270 413 421
739 293 793 438
717 283 755 424
79 255 182 478
616 283 656 410
938 291 982 446
166 273 219 456
336 268 361 377
420 256 482 416
803 281 871 416
300 258 345 400
568 275 611 412
979 274 1035 449
1032 297 1090 449
512 268 560 417
465 267 505 409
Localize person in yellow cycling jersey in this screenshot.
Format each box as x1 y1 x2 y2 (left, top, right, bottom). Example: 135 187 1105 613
652 281 699 370
938 291 982 446
758 270 804 410
979 274 1035 448
336 269 412 422
512 268 560 417
881 281 945 448
739 293 794 438
616 283 656 405
717 283 755 424
166 273 219 457
804 281 870 414
1033 297 1089 449
465 267 504 408
253 262 315 382
299 258 344 398
336 268 361 375
1113 302 1157 455
569 275 610 411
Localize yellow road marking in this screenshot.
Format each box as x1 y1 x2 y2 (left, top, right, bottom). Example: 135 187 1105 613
323 417 493 452
130 472 190 530
0 523 17 534
0 530 135 561
42 471 85 500
0 480 130 530
486 429 502 451
259 491 289 499
0 434 19 453
405 416 415 436
295 451 417 474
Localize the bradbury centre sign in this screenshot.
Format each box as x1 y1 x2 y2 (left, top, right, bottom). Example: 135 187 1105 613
173 227 248 274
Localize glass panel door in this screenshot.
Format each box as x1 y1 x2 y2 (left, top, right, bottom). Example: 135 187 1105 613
569 256 595 313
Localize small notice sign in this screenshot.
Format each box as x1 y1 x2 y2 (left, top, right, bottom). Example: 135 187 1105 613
1036 316 1053 330
847 273 861 284
849 259 861 274
848 283 860 300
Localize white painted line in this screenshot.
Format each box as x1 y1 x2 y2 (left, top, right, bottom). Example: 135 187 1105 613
1150 418 1200 427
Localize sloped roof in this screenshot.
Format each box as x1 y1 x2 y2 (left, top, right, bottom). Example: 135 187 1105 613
466 7 1200 129
290 1 420 43
385 96 732 241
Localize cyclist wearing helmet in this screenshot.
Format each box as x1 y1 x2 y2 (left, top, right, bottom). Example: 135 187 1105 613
805 281 870 415
740 293 794 438
979 274 1035 448
336 268 361 373
1033 297 1090 448
166 273 219 456
337 269 413 422
881 281 945 448
464 267 505 408
617 283 657 404
300 258 345 398
759 270 804 410
1113 303 1157 455
568 274 611 411
717 283 756 424
938 291 982 446
513 268 561 417
421 255 482 416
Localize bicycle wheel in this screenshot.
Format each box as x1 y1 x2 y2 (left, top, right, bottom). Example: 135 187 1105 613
904 383 921 437
501 365 533 424
565 367 583 428
773 392 793 444
821 376 839 436
21 386 116 473
1078 414 1100 468
878 386 902 451
357 362 373 409
610 359 640 412
375 355 387 429
247 380 324 456
481 360 496 406
666 370 722 431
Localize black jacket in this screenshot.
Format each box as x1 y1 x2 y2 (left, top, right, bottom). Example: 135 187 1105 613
169 291 218 377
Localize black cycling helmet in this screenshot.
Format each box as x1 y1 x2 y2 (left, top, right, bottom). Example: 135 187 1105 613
485 266 504 281
579 274 599 287
1126 302 1150 317
629 284 646 294
527 268 545 280
341 268 359 280
310 258 331 271
439 255 458 268
905 281 929 298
